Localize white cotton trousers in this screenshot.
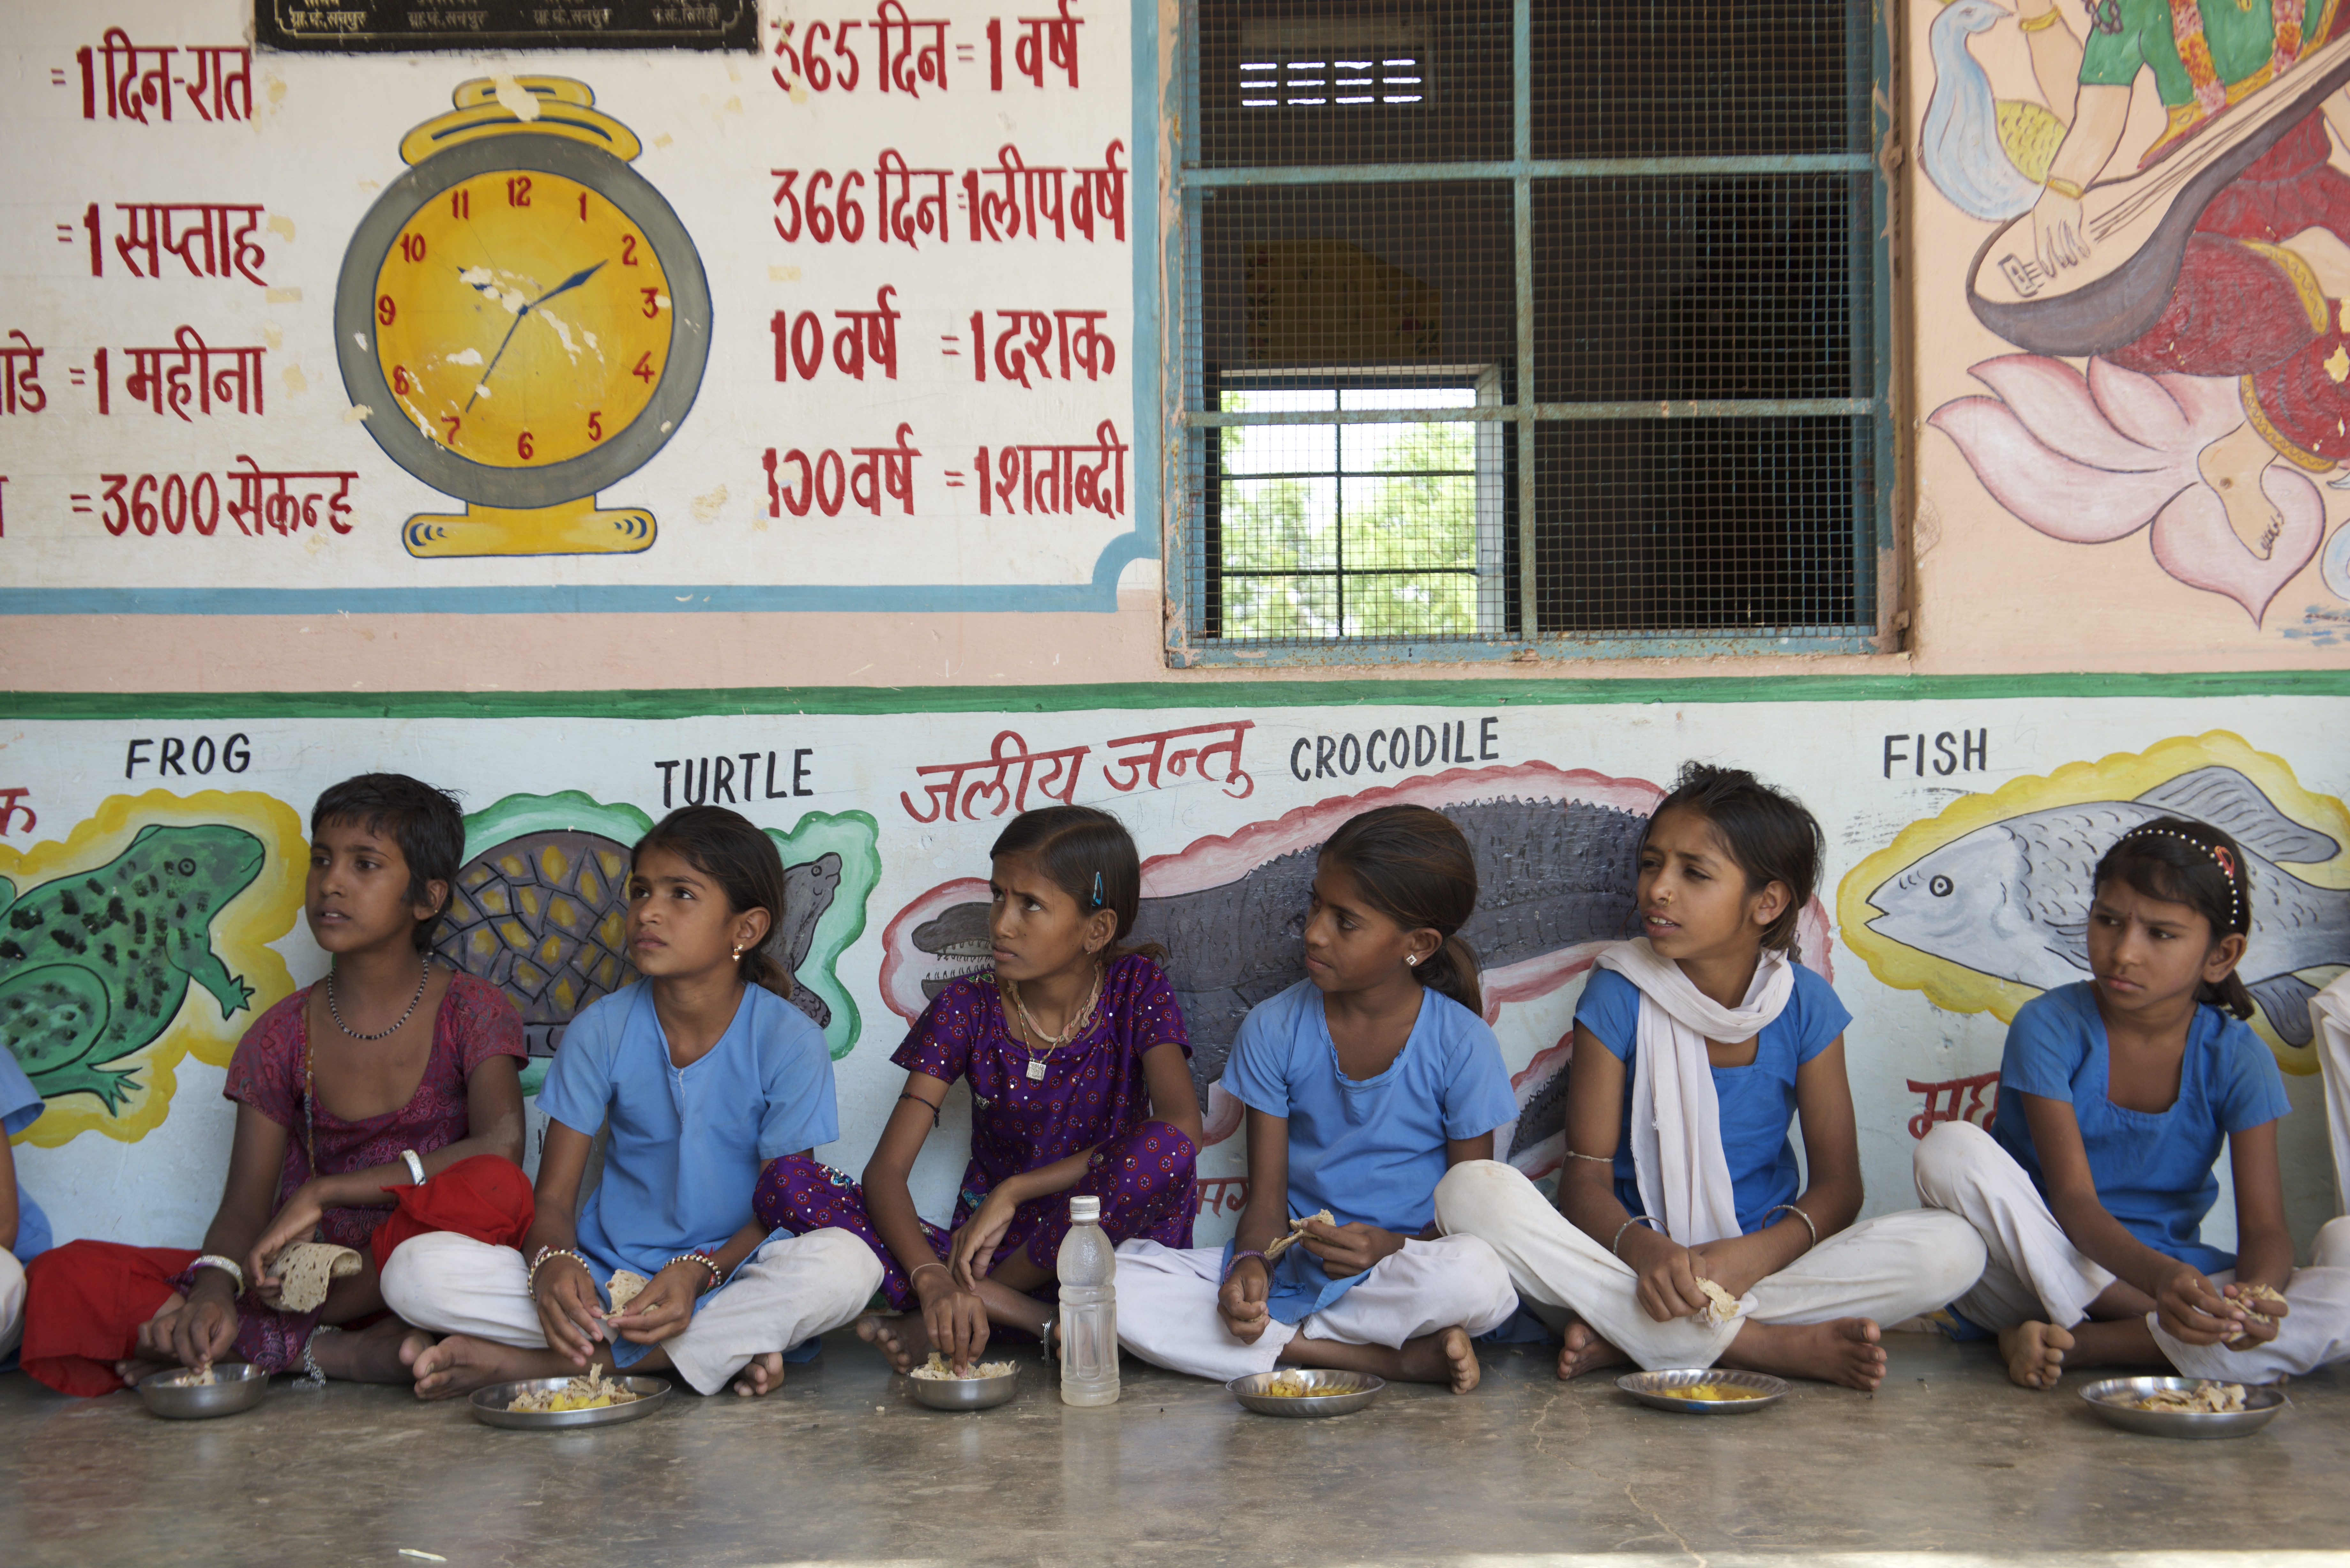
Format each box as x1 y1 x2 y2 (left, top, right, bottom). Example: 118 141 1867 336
1913 1118 2350 1380
0 1246 23 1362
1432 1159 1988 1370
1112 1233 1519 1383
2316 973 2350 1211
378 1227 882 1396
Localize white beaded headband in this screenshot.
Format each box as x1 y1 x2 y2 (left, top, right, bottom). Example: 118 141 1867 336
2112 825 2245 928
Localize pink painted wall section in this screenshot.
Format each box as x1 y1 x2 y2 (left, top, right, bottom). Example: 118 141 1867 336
1907 0 2350 664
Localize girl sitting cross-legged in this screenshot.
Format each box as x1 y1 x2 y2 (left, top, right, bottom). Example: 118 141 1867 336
1916 817 2350 1389
1117 805 1521 1394
22 773 532 1394
1436 764 1987 1392
757 804 1200 1372
381 805 882 1399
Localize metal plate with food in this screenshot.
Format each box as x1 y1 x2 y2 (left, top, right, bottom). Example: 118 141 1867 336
1226 1367 1385 1417
905 1354 1021 1410
1615 1368 1790 1413
136 1362 271 1420
2079 1376 2287 1439
468 1368 671 1430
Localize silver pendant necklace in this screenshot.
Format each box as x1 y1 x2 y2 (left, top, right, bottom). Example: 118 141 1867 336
1006 963 1103 1081
326 958 432 1042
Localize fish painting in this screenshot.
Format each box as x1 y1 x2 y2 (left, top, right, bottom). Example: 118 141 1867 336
878 762 1835 1150
1843 735 2350 1069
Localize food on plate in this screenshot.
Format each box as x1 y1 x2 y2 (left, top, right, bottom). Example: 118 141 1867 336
1258 1368 1321 1398
158 1367 222 1387
1654 1381 1768 1402
1694 1277 1741 1323
2130 1380 2248 1413
604 1270 650 1316
908 1353 1014 1381
1262 1210 1337 1264
506 1363 639 1413
271 1242 363 1312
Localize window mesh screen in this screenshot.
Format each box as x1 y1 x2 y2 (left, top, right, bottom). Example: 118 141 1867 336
1179 0 1883 653
1534 177 1862 405
1534 419 1864 634
1532 2 1861 158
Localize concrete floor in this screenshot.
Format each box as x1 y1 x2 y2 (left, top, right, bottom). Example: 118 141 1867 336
2 1332 2344 1568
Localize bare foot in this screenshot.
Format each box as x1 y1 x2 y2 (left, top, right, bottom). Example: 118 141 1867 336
733 1351 785 1397
2197 421 2284 559
112 1359 172 1387
398 1330 435 1373
856 1312 932 1374
1396 1327 1482 1393
410 1334 577 1401
1721 1317 1888 1391
1999 1320 2074 1389
307 1315 429 1384
1556 1319 1630 1380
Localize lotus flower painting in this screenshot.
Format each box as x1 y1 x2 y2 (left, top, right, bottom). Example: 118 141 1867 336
1928 356 2327 626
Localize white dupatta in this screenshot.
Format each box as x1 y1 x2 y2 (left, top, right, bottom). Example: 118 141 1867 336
1594 938 1794 1247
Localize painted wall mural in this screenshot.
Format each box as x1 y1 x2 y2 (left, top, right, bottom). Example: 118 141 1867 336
1842 731 2350 1073
0 789 304 1147
0 0 1139 613
4 695 2343 1257
1917 0 2350 629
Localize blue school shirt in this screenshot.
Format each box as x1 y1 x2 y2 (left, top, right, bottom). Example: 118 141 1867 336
539 982 838 1361
0 1050 52 1261
1221 979 1517 1323
1576 964 1851 1237
1993 982 2289 1275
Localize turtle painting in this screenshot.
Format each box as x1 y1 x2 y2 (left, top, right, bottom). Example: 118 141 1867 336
435 828 843 1056
0 823 266 1110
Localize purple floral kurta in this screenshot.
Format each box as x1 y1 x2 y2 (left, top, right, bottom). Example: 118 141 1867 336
757 954 1197 1308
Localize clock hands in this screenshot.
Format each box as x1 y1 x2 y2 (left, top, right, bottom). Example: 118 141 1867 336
461 260 608 414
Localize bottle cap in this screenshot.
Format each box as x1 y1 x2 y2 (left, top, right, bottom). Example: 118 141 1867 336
1069 1195 1102 1224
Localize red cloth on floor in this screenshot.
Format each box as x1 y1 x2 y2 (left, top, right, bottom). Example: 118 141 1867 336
369 1153 535 1273
20 1241 198 1398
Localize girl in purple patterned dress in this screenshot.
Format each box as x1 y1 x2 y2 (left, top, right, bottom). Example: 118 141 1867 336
757 805 1199 1371
22 775 527 1394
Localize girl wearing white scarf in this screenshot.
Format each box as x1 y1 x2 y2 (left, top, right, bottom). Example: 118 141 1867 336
1435 765 1985 1390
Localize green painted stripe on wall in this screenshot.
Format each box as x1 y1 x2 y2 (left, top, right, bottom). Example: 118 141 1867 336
4 670 2347 720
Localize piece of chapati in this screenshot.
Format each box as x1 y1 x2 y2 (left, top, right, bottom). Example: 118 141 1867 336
1262 1210 1337 1263
605 1270 651 1315
273 1242 362 1312
1694 1277 1741 1323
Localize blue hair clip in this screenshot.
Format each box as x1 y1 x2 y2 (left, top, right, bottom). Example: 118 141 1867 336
1091 870 1104 908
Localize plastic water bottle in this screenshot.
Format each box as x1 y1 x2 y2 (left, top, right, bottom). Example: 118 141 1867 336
1056 1193 1119 1406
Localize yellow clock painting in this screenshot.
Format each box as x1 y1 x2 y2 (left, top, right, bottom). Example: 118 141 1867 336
335 79 711 558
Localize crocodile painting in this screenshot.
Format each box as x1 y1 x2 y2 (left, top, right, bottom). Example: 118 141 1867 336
1 823 266 1110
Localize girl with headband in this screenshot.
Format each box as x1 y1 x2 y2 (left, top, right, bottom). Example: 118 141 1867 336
1917 815 2350 1388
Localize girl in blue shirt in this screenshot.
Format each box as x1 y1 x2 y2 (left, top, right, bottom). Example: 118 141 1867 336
385 806 882 1399
1439 764 1986 1391
1118 806 1520 1392
0 1047 51 1366
1917 817 2350 1389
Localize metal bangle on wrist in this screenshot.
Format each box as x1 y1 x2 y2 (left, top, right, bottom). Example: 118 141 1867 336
1610 1215 1661 1257
1222 1248 1268 1284
1766 1203 1818 1251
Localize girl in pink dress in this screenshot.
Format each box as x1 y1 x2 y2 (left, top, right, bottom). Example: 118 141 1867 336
22 774 528 1394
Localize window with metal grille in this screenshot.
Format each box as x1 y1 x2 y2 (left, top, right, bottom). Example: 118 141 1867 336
1171 0 1890 662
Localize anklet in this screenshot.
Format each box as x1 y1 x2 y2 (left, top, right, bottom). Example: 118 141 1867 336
1766 1204 1818 1251
300 1325 339 1387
